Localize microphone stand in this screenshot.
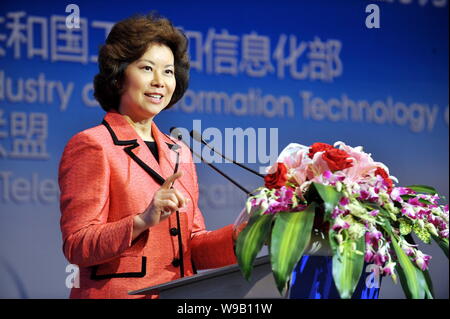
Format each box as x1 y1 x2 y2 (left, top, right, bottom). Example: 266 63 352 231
170 128 256 195
190 130 265 179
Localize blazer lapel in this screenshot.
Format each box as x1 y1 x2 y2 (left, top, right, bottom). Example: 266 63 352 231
151 122 193 197
102 111 166 186
152 122 179 176
102 111 195 201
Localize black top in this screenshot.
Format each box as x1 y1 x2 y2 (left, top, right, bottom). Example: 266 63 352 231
144 141 159 163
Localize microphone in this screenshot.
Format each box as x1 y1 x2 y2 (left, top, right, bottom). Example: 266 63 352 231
190 130 265 178
170 127 253 195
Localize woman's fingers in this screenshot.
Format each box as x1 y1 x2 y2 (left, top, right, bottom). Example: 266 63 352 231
161 171 183 190
155 191 188 217
173 189 186 208
162 193 180 209
144 179 190 227
157 189 187 209
159 200 180 215
148 174 191 224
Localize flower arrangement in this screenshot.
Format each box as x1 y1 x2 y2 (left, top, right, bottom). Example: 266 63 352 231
235 142 449 299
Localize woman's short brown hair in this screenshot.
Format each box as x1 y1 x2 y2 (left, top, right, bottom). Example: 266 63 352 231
94 13 190 112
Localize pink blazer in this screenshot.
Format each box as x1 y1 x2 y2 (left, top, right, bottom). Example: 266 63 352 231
59 111 237 299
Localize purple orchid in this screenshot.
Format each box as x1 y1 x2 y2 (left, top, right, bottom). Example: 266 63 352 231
369 210 379 217
414 251 432 271
264 186 298 214
439 229 449 238
401 206 417 219
373 252 388 266
331 207 345 219
390 187 416 202
339 197 350 206
408 197 427 207
364 246 375 263
382 262 396 276
331 217 350 232
365 229 383 246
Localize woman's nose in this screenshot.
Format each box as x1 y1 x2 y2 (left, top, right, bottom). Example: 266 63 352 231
151 72 164 88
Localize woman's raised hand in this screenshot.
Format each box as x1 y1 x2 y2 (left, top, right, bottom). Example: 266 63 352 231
133 171 187 240
146 171 187 226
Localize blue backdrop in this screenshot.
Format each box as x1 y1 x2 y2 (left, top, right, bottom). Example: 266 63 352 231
0 0 448 298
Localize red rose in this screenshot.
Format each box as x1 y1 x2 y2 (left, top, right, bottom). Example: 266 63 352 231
322 148 353 172
264 162 288 189
308 142 334 159
375 167 393 193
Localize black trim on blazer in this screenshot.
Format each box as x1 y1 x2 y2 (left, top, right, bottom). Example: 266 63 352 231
191 260 198 275
102 119 137 146
173 145 180 175
90 256 147 280
123 145 166 185
163 135 183 277
166 143 180 152
102 119 170 186
170 148 184 278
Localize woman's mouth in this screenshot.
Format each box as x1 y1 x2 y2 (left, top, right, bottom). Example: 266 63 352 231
144 93 164 104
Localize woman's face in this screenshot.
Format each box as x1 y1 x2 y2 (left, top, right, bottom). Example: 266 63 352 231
119 43 176 121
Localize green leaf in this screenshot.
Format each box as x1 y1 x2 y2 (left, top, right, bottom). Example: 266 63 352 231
270 204 316 294
332 235 365 299
432 235 449 258
236 213 274 281
404 185 437 195
312 183 342 215
328 229 340 255
390 236 428 299
395 263 414 299
422 269 435 299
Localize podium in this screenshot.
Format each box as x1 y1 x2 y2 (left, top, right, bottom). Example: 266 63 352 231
128 255 286 299
128 234 331 298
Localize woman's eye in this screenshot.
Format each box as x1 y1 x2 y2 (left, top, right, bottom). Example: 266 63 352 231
143 66 152 71
165 69 174 74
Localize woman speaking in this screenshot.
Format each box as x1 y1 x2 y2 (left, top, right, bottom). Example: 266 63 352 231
59 13 239 299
